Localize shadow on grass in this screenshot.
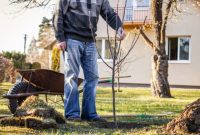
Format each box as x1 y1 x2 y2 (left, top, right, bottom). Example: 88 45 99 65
89 121 149 129
89 116 173 129
0 116 173 134
53 116 173 134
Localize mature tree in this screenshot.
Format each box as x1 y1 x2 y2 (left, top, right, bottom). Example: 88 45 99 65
139 0 180 98
136 0 199 98
138 0 200 98
38 17 51 42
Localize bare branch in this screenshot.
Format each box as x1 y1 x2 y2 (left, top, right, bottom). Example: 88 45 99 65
140 29 153 48
115 32 140 66
106 7 114 59
9 0 52 9
161 0 174 43
115 0 128 58
25 0 33 8
95 43 113 69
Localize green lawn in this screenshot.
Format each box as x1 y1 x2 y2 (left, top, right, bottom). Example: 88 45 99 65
0 83 200 134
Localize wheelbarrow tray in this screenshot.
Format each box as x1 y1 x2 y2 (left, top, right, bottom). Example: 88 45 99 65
18 69 83 93
3 69 112 99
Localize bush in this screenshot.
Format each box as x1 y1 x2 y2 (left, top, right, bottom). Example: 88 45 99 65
32 62 41 69
23 62 32 69
0 54 13 83
2 51 26 69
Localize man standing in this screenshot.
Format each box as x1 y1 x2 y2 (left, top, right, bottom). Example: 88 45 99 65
53 0 125 121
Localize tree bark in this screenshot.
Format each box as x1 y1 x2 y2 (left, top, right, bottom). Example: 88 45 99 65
140 28 172 97
117 70 119 92
151 50 171 98
148 0 172 98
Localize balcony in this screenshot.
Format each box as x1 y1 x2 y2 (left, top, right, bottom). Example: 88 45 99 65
115 7 152 28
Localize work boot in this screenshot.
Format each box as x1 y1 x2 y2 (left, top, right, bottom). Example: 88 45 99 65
66 117 82 122
89 117 107 122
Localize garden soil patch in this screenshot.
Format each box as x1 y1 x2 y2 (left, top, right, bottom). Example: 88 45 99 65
164 98 200 134
89 121 149 129
0 96 65 129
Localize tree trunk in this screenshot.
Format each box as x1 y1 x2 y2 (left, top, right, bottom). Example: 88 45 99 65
117 65 121 92
151 48 171 98
150 0 172 98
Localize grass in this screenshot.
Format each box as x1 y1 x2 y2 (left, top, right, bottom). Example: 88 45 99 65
0 83 13 115
0 82 200 134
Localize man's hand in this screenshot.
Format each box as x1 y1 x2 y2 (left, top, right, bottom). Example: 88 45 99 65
117 27 126 41
57 41 67 51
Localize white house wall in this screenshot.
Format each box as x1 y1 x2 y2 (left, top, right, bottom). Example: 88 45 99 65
166 1 200 86
96 0 200 86
97 0 152 84
58 0 200 86
97 30 153 84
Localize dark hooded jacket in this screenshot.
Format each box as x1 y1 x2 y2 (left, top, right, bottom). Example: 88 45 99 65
53 0 122 42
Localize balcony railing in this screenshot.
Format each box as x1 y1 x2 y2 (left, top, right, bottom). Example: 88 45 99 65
114 7 152 25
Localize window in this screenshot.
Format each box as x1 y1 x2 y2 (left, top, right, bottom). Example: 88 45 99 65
125 0 133 21
124 9 133 21
96 39 114 61
126 0 150 7
126 0 133 8
137 0 150 7
96 40 102 59
168 37 190 62
124 0 150 21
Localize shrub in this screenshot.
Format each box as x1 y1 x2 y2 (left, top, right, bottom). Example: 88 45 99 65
0 54 12 82
32 62 41 69
2 51 26 69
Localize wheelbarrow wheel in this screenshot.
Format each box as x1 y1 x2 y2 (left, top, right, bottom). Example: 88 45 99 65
7 81 38 114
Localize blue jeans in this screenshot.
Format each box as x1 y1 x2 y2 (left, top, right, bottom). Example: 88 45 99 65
64 38 99 120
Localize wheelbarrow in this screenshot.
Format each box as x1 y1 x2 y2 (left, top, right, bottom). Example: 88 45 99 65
2 69 112 114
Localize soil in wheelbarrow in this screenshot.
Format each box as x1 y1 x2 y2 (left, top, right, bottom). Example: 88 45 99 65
164 98 200 134
0 96 65 129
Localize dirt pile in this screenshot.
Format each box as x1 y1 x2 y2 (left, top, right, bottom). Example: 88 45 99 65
164 98 200 134
0 96 65 129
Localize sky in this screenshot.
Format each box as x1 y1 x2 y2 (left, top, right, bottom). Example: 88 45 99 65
0 0 55 53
